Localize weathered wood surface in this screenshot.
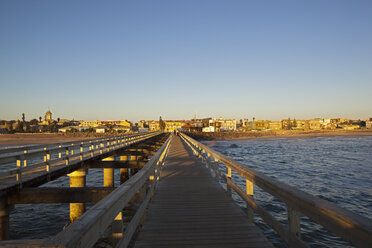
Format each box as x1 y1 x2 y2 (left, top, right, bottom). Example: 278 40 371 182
134 136 273 248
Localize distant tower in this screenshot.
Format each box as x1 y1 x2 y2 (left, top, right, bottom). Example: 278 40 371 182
45 110 52 121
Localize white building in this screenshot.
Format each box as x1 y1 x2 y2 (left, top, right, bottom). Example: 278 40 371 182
95 126 108 133
366 120 372 129
202 126 215 132
214 118 237 131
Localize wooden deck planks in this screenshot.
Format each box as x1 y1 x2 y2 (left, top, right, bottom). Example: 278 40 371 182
134 136 273 248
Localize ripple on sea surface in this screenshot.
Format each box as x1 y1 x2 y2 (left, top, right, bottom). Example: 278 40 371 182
206 136 372 247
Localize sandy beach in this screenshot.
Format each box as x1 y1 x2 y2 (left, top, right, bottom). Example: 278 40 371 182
0 133 103 146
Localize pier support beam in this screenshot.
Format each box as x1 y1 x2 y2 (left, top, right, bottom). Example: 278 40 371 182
102 157 115 188
120 156 129 184
68 168 87 223
120 168 129 184
0 198 11 240
104 168 115 187
130 156 139 175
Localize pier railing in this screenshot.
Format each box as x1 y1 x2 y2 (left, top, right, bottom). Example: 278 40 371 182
0 132 160 186
180 133 372 248
41 133 172 248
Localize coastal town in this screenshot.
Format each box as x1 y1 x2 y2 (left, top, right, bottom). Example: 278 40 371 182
1 110 371 134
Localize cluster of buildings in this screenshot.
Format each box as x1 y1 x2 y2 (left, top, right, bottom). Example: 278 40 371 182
1 110 372 134
139 117 372 133
244 118 372 131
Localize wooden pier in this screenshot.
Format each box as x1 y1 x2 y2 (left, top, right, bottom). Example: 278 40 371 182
0 133 370 248
134 136 273 247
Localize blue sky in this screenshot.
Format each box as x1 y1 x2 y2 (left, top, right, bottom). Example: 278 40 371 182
1 0 371 121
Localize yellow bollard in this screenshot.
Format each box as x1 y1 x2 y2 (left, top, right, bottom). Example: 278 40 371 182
68 169 87 223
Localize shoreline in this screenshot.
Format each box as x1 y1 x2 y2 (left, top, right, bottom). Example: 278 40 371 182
184 130 372 142
1 130 372 146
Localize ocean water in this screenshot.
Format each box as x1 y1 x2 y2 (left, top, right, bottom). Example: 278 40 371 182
205 136 372 248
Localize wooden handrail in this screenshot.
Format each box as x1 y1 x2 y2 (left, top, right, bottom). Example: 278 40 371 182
42 134 172 248
0 132 161 184
179 133 372 248
0 133 143 161
0 133 149 154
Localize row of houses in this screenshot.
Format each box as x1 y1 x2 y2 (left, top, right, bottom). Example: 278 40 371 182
247 118 371 131
138 117 372 133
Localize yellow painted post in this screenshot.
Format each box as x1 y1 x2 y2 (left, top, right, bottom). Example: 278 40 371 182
65 147 70 166
79 144 83 160
226 166 232 196
16 156 22 186
46 150 51 181
23 151 28 167
58 145 62 159
103 157 115 187
199 147 203 160
246 179 254 221
68 169 87 223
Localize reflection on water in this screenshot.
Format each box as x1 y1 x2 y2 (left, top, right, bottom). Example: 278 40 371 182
206 136 372 248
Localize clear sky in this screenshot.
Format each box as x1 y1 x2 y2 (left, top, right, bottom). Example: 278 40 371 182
1 0 371 122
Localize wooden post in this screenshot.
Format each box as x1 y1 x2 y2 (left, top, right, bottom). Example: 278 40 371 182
130 156 138 175
68 169 87 223
103 157 115 187
120 156 129 184
226 166 232 196
58 145 62 159
205 152 210 169
110 212 124 245
16 156 22 186
104 168 115 188
198 147 203 160
45 150 51 181
79 144 83 160
0 198 12 240
288 205 301 238
214 158 220 181
246 179 254 221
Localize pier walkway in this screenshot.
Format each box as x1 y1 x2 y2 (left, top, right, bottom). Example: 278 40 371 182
135 136 273 248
